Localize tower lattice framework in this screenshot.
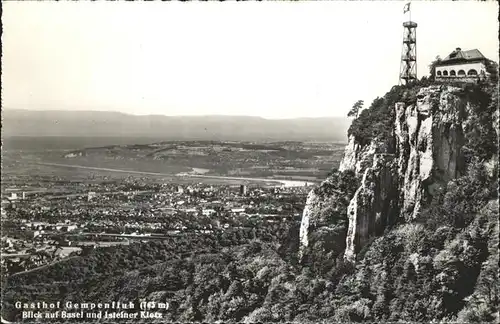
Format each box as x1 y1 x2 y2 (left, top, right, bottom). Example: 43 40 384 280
399 21 417 85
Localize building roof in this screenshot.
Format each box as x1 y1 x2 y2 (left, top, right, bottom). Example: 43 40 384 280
440 48 486 64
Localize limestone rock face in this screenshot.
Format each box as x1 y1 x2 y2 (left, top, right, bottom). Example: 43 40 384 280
344 153 398 261
395 85 465 221
493 107 499 139
298 177 351 261
300 85 473 262
339 135 393 177
298 190 317 258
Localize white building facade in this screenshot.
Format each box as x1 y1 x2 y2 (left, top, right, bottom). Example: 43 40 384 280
435 48 487 82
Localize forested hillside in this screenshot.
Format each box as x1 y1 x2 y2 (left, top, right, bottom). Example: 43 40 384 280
2 79 498 323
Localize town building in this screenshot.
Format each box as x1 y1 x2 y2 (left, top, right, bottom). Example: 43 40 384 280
202 209 216 216
435 48 488 82
87 191 96 202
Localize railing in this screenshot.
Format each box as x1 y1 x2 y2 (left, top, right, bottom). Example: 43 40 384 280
436 75 478 78
435 76 479 83
403 37 416 43
403 21 418 28
400 75 417 80
401 56 416 61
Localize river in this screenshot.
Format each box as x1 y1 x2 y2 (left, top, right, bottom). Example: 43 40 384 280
35 162 313 187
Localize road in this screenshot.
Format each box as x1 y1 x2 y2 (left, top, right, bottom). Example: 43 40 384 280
35 162 313 187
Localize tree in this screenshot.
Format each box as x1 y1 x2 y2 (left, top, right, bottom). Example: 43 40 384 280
429 55 442 80
484 59 498 83
348 100 364 118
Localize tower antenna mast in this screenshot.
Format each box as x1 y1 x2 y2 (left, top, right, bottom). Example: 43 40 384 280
399 2 417 86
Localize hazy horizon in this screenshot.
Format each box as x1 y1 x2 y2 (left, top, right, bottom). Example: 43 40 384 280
2 109 352 141
2 1 498 119
2 108 351 120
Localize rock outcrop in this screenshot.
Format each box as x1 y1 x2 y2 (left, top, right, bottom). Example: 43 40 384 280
395 85 466 222
344 152 399 260
298 177 354 261
299 84 488 262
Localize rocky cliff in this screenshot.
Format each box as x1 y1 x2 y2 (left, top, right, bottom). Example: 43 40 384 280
299 83 498 262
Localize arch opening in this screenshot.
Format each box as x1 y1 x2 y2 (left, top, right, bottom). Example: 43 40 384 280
468 69 478 76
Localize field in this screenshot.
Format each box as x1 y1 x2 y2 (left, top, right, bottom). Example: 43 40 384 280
2 136 346 187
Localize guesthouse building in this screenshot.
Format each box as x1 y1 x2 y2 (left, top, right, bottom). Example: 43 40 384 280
435 48 487 82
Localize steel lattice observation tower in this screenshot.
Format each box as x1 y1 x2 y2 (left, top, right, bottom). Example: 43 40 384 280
399 3 417 85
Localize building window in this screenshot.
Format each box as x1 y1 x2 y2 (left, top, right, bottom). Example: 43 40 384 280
450 70 456 76
443 70 448 76
468 69 478 76
437 71 442 76
458 70 466 76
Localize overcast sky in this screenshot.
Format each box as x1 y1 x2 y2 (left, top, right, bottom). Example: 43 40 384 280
2 1 498 119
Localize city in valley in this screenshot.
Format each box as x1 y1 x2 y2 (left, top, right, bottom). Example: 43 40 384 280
1 137 345 277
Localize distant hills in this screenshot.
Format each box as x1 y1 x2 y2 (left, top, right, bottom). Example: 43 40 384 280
1 109 351 142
